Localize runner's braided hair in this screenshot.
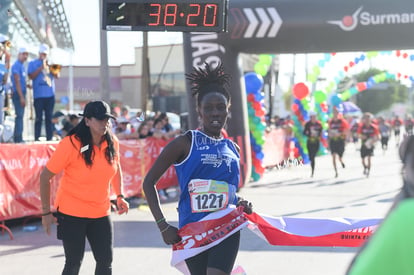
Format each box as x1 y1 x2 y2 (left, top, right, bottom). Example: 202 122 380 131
186 62 231 107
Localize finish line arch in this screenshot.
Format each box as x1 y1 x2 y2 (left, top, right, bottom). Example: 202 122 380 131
183 0 414 185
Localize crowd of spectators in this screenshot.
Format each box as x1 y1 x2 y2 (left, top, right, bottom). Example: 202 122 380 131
110 105 181 141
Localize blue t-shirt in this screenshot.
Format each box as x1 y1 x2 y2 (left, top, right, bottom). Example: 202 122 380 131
174 130 240 228
11 60 26 96
28 59 55 99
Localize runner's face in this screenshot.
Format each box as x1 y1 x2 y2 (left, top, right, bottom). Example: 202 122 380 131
363 116 371 125
199 92 229 136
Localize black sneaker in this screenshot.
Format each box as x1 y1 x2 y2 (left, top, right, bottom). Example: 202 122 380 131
341 162 345 168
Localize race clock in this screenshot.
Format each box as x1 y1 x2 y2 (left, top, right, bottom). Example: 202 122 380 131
103 0 228 32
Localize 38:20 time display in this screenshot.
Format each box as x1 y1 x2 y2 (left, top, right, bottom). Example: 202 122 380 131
147 3 219 27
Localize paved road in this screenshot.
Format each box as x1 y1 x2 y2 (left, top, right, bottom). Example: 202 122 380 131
0 139 403 275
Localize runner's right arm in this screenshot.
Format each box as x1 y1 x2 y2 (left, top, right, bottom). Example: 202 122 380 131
142 134 190 245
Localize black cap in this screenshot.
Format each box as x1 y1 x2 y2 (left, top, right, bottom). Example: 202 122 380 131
79 101 116 120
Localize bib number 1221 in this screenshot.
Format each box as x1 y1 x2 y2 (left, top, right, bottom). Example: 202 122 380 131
193 193 226 212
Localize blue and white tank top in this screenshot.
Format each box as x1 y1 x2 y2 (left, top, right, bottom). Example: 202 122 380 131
174 130 240 228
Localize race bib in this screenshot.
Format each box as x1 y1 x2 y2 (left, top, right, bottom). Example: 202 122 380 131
364 138 374 149
189 179 229 213
310 129 319 137
329 129 339 136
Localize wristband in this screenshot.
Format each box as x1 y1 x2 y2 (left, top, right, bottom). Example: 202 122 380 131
41 211 52 216
156 217 165 224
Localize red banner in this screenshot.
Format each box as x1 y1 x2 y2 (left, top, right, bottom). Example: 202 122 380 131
0 138 178 221
0 143 60 221
118 138 178 197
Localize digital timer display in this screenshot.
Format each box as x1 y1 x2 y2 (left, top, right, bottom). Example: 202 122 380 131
103 0 227 32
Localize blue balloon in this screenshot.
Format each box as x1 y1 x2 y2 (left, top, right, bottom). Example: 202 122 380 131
336 103 345 113
254 92 264 101
302 154 310 164
302 112 309 121
367 77 376 87
250 132 256 142
410 55 414 61
330 94 342 106
244 72 264 93
256 151 264 160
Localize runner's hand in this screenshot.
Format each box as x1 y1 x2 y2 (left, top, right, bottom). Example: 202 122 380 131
41 213 56 236
237 198 253 214
160 223 181 245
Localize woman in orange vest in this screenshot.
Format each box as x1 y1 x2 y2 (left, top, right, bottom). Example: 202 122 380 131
40 100 129 275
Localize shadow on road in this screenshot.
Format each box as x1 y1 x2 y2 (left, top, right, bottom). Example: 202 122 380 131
282 189 399 217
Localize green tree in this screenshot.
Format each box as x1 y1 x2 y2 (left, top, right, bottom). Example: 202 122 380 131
339 68 409 114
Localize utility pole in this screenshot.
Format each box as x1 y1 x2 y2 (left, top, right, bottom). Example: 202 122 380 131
99 0 110 103
141 32 150 113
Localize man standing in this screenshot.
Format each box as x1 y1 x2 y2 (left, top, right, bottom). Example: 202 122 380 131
328 107 349 178
11 47 28 143
358 113 380 177
28 44 57 141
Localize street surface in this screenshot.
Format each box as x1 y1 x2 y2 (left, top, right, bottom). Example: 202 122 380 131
0 138 403 275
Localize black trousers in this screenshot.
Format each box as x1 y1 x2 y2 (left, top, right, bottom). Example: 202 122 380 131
185 230 240 275
307 140 320 171
56 212 113 275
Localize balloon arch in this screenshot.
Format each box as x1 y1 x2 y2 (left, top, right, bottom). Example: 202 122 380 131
289 50 414 163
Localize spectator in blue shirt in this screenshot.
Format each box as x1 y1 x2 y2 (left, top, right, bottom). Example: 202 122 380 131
28 44 57 141
0 34 11 127
11 47 28 143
